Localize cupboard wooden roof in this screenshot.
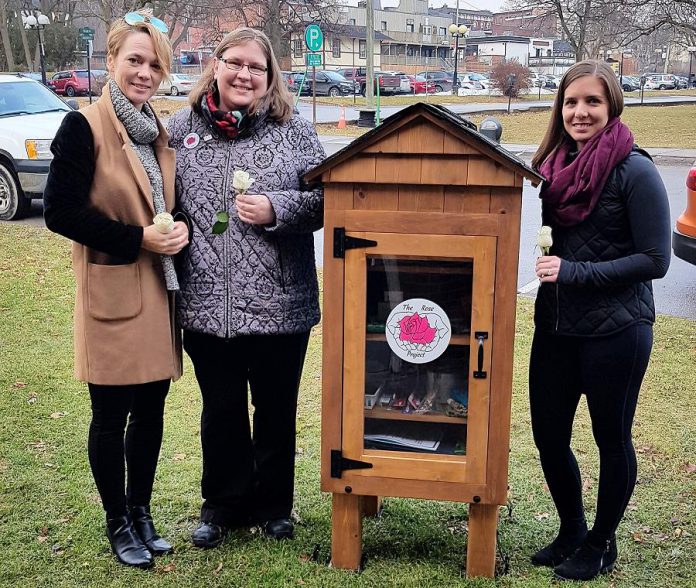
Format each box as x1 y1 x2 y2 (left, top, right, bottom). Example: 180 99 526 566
305 102 544 187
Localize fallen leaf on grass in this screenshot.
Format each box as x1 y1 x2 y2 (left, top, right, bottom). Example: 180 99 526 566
27 392 38 404
633 532 644 543
51 544 64 555
172 453 186 461
28 440 46 452
50 412 66 419
162 562 176 573
37 527 49 543
12 381 27 389
681 462 696 474
582 478 593 493
213 562 223 575
626 501 638 511
534 512 550 521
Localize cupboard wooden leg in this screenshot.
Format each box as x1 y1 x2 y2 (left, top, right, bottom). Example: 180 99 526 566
331 493 362 570
360 495 382 517
466 503 498 578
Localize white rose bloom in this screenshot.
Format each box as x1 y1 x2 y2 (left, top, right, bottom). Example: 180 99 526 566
232 170 255 193
153 212 174 234
537 225 553 255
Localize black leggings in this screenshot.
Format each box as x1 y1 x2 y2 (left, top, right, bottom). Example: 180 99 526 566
87 380 170 518
529 324 652 540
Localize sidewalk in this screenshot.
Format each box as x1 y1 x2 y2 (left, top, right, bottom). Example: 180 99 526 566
319 135 696 161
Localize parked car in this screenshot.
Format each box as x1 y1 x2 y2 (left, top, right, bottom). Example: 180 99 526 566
644 73 677 90
0 74 74 220
415 71 453 93
674 75 689 89
158 73 197 96
543 74 561 89
464 72 489 89
619 75 641 92
406 74 436 94
335 67 402 95
382 71 412 94
48 69 99 97
672 161 696 265
296 70 355 96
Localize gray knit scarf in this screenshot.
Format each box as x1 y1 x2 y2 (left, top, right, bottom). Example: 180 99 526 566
109 79 179 291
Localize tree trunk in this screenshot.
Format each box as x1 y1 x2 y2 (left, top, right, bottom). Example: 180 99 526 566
264 0 282 62
0 0 17 71
17 10 33 68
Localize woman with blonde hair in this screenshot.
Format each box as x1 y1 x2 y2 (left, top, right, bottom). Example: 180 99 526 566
528 60 670 581
44 10 188 568
168 28 324 549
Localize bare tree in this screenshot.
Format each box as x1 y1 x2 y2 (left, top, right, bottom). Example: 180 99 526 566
1 0 17 70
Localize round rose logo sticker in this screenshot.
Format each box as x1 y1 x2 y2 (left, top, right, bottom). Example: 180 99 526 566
385 298 451 364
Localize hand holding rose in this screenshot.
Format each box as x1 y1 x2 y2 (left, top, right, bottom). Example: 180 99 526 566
142 221 189 255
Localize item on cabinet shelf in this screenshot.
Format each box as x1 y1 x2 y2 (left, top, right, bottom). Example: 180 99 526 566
415 388 438 414
364 383 384 410
364 420 444 452
379 392 394 408
451 388 469 407
446 397 469 418
366 322 386 333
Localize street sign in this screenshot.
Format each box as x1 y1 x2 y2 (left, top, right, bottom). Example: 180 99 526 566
79 26 94 40
305 53 322 67
304 25 323 52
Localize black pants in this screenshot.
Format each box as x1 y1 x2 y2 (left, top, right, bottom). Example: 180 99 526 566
529 324 652 540
87 380 170 518
184 329 310 526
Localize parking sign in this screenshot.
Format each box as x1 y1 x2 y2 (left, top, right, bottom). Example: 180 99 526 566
304 25 323 52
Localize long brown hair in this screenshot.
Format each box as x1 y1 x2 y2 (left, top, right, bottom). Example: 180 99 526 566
189 28 293 124
532 60 625 169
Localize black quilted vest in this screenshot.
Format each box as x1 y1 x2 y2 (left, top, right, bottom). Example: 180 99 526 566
534 148 656 337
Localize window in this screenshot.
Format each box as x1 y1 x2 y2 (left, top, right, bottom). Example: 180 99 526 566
406 18 414 33
439 27 446 36
293 38 303 58
332 37 341 58
359 39 366 59
349 18 356 25
423 25 432 35
381 21 387 31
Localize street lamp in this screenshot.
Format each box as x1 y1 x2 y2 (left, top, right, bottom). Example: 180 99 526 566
22 10 50 86
448 23 469 96
619 49 632 89
688 47 696 89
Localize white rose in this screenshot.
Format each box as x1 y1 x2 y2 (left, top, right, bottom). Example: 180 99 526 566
537 225 553 255
232 170 255 193
153 212 174 234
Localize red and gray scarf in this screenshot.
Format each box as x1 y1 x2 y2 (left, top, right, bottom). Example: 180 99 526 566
539 117 634 227
201 90 245 139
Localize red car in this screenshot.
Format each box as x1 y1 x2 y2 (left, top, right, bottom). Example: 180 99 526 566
407 74 436 94
48 70 99 97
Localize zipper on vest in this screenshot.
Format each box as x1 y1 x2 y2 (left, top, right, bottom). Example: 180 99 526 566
222 139 233 339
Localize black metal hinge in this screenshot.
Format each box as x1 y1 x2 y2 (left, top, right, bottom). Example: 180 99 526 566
331 450 373 478
333 227 378 258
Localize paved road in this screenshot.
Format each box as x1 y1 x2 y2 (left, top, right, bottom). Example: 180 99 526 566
9 138 695 321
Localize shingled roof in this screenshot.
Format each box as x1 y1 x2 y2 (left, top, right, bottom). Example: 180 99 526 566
305 102 544 186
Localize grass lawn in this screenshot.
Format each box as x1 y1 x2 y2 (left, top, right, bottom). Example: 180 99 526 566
1 225 694 587
315 104 696 149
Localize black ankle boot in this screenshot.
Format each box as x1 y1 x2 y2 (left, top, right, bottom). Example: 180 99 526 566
531 525 588 567
129 505 173 556
106 514 153 568
554 532 617 581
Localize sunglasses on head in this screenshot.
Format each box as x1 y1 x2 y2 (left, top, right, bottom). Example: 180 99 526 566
123 12 168 34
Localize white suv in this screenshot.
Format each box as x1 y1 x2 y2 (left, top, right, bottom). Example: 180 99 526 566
0 74 74 220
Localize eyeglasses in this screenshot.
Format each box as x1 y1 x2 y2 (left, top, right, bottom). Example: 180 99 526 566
218 58 267 77
124 12 168 34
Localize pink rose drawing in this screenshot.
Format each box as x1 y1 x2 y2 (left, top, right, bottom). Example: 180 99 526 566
398 313 437 345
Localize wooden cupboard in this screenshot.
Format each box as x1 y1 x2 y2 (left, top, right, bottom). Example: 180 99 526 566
305 103 543 578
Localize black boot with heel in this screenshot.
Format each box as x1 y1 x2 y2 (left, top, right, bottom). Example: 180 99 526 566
554 530 617 581
106 514 153 568
129 505 173 556
531 520 588 567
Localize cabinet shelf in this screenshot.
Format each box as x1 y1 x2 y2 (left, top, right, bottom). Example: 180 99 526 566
365 406 468 425
366 333 470 345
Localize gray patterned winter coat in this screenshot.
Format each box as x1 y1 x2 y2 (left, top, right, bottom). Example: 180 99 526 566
167 107 325 338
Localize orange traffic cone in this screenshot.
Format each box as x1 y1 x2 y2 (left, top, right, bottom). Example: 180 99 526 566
337 105 346 129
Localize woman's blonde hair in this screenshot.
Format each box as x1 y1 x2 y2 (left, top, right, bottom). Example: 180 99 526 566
107 10 173 79
189 28 294 124
532 60 624 169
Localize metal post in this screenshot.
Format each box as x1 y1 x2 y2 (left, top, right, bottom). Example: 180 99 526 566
620 53 623 88
37 26 46 86
452 34 460 95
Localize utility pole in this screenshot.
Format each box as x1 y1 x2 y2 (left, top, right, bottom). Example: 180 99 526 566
365 0 375 108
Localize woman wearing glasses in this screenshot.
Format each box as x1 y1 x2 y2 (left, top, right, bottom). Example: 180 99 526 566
168 28 324 548
44 11 188 568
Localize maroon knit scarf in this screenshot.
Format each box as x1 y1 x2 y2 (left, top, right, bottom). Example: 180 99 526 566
539 117 634 227
202 91 244 139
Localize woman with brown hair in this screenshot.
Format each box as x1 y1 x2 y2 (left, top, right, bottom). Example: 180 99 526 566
168 28 324 549
44 10 188 568
529 60 670 581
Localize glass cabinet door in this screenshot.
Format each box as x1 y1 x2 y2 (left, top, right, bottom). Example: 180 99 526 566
342 232 496 485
